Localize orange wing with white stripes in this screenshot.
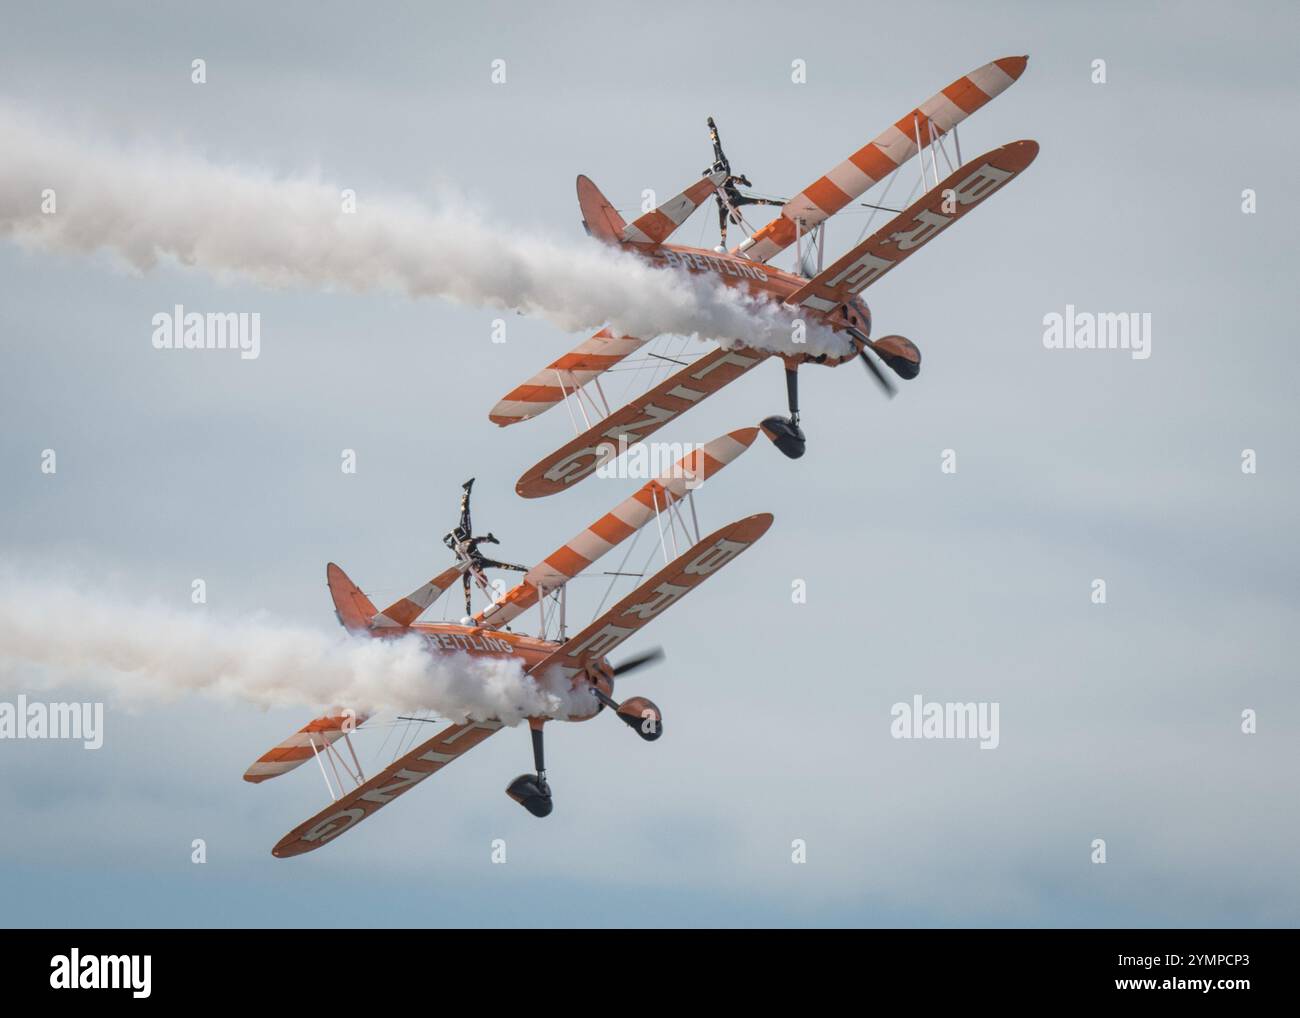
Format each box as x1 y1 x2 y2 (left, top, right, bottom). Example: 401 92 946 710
369 564 466 629
477 427 759 629
490 172 725 427
243 711 370 784
621 170 726 246
515 346 769 498
785 140 1039 314
736 55 1028 263
271 720 504 858
529 513 774 687
490 328 647 427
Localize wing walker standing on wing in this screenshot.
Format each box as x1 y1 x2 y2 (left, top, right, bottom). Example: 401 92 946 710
443 478 528 619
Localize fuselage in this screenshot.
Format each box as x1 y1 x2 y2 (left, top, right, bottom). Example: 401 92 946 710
652 242 870 366
405 622 609 722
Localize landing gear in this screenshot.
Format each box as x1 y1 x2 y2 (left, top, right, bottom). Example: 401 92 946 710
760 364 806 460
505 721 553 817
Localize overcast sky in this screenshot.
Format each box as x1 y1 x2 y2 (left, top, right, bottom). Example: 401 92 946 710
1 0 1297 927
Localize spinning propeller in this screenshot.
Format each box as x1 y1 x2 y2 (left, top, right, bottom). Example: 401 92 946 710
588 646 665 742
858 345 896 397
610 646 664 677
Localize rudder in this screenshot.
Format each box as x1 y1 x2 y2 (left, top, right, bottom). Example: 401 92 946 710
577 175 627 244
326 562 378 633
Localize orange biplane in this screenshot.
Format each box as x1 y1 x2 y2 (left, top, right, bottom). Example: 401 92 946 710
246 430 767 857
492 56 1038 498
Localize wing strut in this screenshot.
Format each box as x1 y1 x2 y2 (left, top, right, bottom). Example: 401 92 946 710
481 427 760 629
735 56 1028 263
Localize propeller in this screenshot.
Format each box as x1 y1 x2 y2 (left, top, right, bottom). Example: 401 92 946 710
846 327 896 398
611 646 665 677
859 348 896 397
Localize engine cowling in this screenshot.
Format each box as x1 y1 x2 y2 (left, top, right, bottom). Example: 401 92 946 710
872 335 921 379
616 696 663 741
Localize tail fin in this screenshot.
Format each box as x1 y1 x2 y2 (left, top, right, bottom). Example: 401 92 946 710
327 563 378 633
621 170 725 246
577 175 627 244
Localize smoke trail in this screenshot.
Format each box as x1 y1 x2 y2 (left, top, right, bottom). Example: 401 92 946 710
0 575 593 725
0 103 850 357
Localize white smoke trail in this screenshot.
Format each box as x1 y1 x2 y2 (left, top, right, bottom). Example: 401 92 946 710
0 575 593 726
0 103 850 357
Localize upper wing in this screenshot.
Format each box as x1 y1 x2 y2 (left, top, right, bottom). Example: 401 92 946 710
785 140 1038 314
736 56 1028 263
271 719 504 858
527 513 774 686
621 171 726 246
370 564 466 628
490 329 647 427
243 711 371 783
478 428 760 630
515 345 769 498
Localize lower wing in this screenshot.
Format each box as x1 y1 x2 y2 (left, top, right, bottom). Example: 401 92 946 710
786 140 1039 314
243 711 371 784
515 344 769 499
271 719 504 858
489 329 648 427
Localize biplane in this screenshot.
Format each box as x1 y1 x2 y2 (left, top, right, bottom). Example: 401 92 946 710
245 429 769 857
492 56 1038 498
